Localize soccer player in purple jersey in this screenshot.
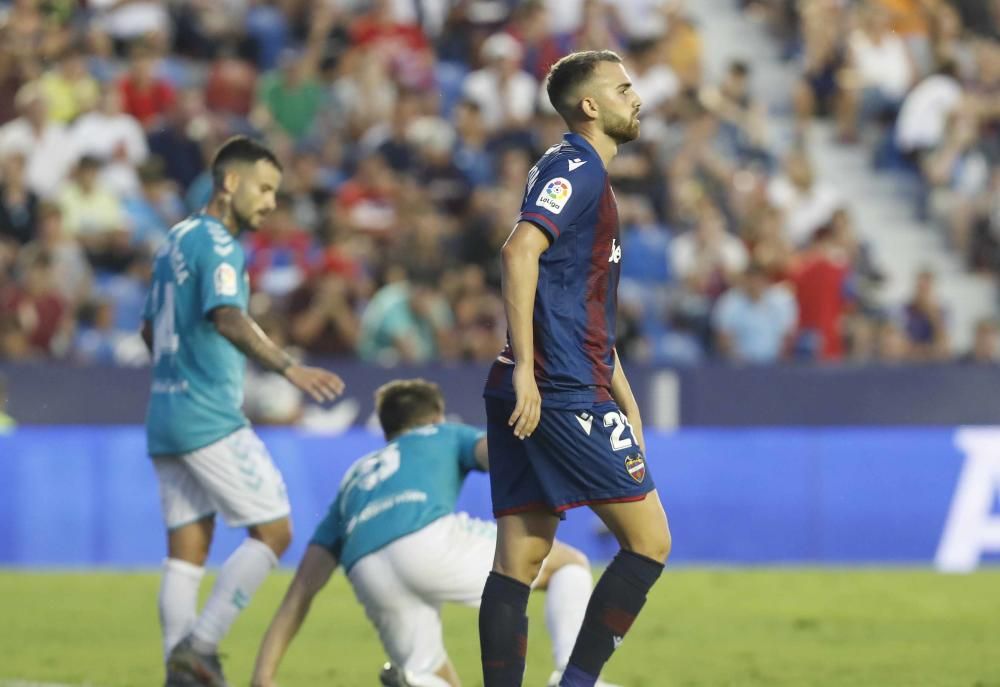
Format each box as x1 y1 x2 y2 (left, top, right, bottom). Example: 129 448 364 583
479 51 672 687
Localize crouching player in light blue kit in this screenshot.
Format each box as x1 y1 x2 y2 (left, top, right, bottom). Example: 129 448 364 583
252 379 613 687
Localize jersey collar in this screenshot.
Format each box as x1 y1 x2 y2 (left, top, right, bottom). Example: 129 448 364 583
563 132 605 170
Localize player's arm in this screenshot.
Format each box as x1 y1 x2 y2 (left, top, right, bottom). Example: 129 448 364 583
501 221 550 439
474 436 489 471
140 319 153 354
610 348 646 454
252 544 339 687
211 305 345 403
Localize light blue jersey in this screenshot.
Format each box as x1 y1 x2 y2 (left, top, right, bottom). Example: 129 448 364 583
144 213 250 456
311 423 485 572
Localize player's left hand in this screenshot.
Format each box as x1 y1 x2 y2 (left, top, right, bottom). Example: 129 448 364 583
510 364 541 439
284 364 346 403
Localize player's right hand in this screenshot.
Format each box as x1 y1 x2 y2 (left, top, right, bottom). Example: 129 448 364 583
284 364 345 403
510 364 541 439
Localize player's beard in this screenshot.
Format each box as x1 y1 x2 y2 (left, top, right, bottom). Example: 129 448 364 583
603 109 640 145
231 202 259 234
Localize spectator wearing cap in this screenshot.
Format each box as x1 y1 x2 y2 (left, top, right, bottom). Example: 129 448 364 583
357 271 455 365
408 116 472 216
462 33 539 134
712 262 798 364
0 83 75 198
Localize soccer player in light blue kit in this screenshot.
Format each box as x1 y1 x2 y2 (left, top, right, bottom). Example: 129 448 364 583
251 379 612 687
141 136 345 687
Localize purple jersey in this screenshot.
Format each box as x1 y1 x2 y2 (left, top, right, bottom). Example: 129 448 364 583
485 132 622 409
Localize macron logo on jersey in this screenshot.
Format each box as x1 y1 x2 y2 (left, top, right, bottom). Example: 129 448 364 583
609 238 622 264
568 158 587 171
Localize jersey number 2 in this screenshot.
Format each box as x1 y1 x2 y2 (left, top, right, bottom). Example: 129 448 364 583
604 412 633 451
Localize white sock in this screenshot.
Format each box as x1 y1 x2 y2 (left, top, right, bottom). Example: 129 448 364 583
159 558 206 660
190 538 278 650
544 564 593 670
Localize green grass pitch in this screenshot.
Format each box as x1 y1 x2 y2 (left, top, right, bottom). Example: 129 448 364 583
2 568 999 687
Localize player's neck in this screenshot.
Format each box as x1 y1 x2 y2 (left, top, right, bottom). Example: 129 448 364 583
573 126 617 168
204 195 240 236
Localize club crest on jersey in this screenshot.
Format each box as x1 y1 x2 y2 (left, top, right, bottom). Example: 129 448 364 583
535 177 572 214
624 454 646 483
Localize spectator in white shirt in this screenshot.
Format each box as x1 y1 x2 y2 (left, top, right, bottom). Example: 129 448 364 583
768 150 841 247
837 3 915 142
626 36 680 116
671 201 749 299
0 83 75 199
895 61 963 158
462 33 538 133
71 85 148 198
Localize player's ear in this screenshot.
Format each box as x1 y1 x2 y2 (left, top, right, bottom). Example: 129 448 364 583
580 95 599 121
222 168 241 196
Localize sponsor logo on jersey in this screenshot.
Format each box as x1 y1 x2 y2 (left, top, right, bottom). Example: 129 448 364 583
608 238 622 263
624 454 646 483
535 177 573 214
568 158 587 171
214 262 239 297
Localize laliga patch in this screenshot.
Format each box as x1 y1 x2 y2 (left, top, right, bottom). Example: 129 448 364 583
624 454 646 484
535 177 573 215
214 262 239 297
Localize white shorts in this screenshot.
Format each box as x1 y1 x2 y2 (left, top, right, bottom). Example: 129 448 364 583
153 427 290 529
347 513 497 678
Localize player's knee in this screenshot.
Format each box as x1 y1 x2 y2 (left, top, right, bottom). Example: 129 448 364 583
250 518 293 556
623 524 671 564
494 548 548 586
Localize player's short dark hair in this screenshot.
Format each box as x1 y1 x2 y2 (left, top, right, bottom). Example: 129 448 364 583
210 136 282 190
375 378 445 440
546 50 623 120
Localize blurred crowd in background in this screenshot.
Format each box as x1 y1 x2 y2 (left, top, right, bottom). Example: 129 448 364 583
0 0 997 373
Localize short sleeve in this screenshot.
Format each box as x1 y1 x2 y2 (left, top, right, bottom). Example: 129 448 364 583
447 423 486 473
518 161 601 243
196 232 246 317
309 499 344 558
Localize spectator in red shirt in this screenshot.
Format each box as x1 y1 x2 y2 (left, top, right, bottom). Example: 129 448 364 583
117 44 176 129
350 0 434 90
2 248 70 357
245 196 314 301
790 223 851 360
